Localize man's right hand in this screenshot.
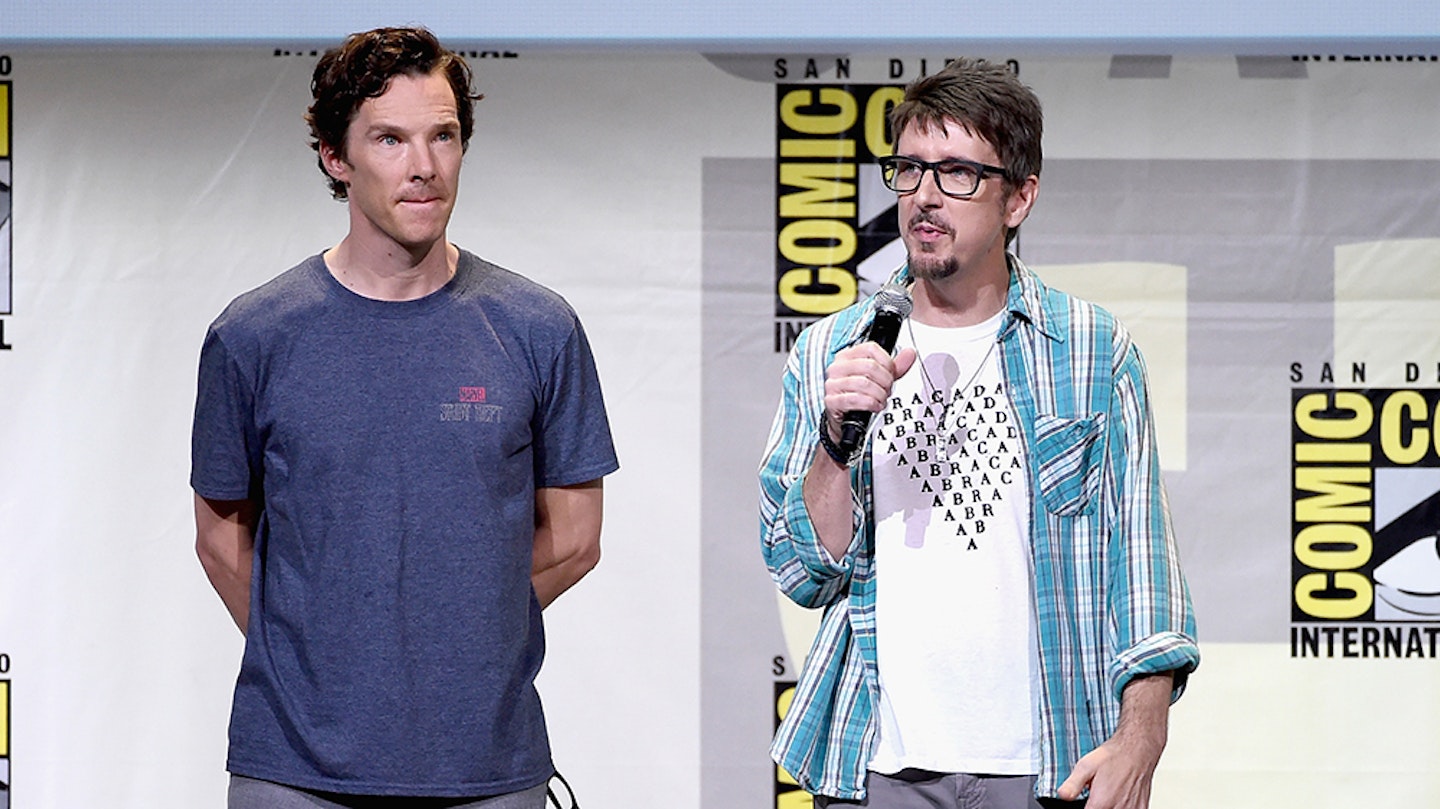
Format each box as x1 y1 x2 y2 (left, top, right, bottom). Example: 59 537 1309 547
804 341 917 562
822 342 918 442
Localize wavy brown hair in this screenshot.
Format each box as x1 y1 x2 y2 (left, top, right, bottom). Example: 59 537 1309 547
305 27 484 200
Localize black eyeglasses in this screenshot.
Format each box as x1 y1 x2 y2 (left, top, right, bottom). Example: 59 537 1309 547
878 155 1009 199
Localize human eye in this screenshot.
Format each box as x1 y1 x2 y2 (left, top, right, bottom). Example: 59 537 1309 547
937 161 980 183
891 158 923 179
433 119 463 143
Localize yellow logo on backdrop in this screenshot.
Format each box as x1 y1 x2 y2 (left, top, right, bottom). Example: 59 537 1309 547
1292 388 1440 658
1 657 10 799
1291 240 1440 658
772 83 904 354
0 83 9 158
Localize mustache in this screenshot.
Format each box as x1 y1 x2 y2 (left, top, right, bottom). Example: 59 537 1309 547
907 210 952 234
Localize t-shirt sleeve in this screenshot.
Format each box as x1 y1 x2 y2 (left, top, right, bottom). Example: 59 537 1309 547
532 315 619 488
190 325 261 501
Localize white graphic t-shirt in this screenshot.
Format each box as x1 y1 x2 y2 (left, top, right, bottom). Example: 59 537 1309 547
868 311 1041 776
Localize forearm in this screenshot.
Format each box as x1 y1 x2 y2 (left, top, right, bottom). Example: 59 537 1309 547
194 494 255 634
532 480 604 609
200 547 252 633
760 321 885 601
802 438 858 564
532 534 600 609
1115 671 1173 755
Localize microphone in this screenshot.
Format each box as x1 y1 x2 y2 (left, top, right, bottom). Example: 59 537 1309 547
837 283 913 457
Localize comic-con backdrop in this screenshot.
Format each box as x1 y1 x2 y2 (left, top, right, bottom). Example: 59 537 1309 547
1 48 1438 808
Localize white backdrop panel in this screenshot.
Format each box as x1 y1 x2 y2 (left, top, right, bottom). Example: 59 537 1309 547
0 47 1439 809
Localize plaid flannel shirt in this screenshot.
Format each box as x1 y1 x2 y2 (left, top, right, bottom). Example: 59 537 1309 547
758 256 1200 800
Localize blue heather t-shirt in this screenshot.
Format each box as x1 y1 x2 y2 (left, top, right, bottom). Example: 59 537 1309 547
190 251 619 797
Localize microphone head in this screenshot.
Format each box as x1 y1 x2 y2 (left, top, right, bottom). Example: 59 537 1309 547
874 283 913 319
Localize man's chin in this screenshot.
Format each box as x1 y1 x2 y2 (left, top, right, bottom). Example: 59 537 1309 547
907 255 959 282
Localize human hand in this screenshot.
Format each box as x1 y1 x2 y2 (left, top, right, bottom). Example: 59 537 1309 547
1056 674 1171 809
822 342 917 441
1056 735 1160 809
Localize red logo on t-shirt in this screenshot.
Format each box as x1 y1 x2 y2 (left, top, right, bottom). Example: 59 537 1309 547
459 386 487 403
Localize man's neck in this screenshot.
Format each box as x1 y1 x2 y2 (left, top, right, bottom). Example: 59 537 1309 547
909 255 1011 328
324 236 458 302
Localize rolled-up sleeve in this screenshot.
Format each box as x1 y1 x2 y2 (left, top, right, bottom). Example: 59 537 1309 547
1104 340 1200 701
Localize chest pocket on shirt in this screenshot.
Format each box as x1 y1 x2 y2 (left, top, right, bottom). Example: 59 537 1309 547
1034 413 1106 516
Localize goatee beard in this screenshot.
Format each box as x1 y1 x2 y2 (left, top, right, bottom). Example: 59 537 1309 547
908 252 960 282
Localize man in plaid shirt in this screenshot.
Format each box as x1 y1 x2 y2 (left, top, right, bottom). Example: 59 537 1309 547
760 59 1198 809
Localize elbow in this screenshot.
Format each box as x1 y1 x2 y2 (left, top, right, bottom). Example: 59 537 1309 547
553 534 601 584
768 561 844 609
195 531 249 588
780 579 841 610
573 540 601 578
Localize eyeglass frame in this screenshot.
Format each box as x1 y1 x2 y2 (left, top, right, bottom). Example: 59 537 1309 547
877 154 1011 199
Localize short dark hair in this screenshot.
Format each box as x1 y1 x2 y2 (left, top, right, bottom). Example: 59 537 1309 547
889 58 1043 187
305 26 483 200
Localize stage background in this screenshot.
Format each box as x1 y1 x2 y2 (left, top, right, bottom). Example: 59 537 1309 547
0 25 1438 809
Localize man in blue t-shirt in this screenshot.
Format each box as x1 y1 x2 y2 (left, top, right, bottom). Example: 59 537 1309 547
191 27 618 808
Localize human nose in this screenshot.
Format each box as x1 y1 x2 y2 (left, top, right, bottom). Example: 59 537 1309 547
409 143 438 181
912 166 945 206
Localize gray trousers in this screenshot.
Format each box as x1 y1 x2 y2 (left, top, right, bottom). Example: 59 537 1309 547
227 775 550 809
814 770 1086 809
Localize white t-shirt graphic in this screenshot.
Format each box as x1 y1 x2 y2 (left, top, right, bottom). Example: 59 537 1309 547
869 311 1041 776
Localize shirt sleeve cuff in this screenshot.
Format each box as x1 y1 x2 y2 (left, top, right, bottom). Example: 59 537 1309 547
1108 631 1201 702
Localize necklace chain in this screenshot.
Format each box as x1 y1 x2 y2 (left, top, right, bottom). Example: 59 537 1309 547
907 319 999 457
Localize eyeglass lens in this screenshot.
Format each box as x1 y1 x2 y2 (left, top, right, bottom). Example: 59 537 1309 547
883 158 984 197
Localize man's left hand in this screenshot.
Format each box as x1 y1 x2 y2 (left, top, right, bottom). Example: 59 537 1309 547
1056 672 1173 809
